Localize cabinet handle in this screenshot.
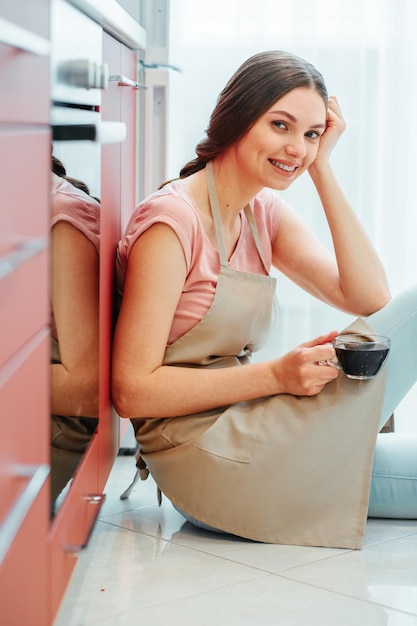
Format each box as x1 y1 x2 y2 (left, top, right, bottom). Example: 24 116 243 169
109 74 147 90
0 16 50 57
0 237 47 281
52 121 127 144
0 463 50 565
64 494 106 553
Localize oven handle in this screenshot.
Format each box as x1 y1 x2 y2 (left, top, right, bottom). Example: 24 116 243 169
109 74 147 90
52 121 127 144
0 16 50 56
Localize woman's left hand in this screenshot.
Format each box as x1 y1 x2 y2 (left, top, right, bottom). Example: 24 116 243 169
310 96 346 169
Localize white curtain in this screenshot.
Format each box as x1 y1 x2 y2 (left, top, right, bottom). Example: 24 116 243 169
168 0 417 431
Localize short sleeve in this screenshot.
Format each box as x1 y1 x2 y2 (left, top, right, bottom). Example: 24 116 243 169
51 175 100 253
116 188 201 281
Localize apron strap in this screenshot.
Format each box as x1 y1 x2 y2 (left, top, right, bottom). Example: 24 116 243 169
243 204 270 275
206 160 228 267
206 160 269 273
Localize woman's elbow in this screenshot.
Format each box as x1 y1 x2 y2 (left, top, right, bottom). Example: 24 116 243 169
359 286 392 317
111 375 145 419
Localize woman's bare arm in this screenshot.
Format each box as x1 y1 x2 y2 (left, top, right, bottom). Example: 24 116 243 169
272 97 390 316
51 221 99 417
111 223 339 419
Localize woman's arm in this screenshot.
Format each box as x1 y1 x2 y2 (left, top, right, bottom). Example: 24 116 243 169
111 223 339 419
272 97 391 316
51 221 99 417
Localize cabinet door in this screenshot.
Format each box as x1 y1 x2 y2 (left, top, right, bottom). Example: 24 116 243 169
120 42 138 228
100 32 138 478
0 125 50 626
0 332 50 626
100 32 123 484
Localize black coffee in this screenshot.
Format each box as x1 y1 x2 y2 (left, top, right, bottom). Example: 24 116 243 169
335 342 389 379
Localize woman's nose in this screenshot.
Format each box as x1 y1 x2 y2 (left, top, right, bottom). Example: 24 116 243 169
285 135 307 158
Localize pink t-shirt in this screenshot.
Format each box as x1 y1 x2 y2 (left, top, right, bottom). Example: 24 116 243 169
50 174 100 342
51 173 100 253
116 181 282 345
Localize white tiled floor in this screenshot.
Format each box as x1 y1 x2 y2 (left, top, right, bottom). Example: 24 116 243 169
54 455 417 626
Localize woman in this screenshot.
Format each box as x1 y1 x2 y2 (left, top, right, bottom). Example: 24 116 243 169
51 159 100 505
112 51 417 548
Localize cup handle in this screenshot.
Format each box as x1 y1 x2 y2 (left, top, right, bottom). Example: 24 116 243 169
318 358 341 369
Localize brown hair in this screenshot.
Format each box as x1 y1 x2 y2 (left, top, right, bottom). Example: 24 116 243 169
179 50 328 179
52 154 101 202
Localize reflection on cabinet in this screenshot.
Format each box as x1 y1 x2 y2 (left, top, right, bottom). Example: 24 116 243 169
49 12 143 625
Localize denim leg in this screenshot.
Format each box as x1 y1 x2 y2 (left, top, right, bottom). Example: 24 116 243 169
366 285 417 518
369 434 417 518
173 504 225 534
366 284 417 430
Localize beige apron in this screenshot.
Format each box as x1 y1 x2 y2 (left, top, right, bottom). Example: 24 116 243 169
131 161 386 549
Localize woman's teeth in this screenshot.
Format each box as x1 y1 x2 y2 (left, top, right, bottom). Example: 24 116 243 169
270 159 296 172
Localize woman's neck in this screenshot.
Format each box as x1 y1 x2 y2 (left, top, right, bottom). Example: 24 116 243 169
210 155 262 223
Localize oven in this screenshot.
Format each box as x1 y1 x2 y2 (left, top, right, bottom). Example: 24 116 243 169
50 0 126 195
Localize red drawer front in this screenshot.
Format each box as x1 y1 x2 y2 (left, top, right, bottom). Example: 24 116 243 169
0 46 49 125
0 0 49 124
0 250 49 369
0 128 50 251
0 329 49 624
0 128 50 367
0 330 49 522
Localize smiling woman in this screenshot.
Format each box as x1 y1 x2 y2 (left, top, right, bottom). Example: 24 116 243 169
231 87 329 191
112 50 417 548
169 1 417 392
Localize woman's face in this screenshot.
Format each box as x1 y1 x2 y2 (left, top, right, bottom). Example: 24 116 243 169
233 86 327 191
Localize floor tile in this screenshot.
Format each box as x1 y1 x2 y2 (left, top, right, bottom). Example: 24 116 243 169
364 518 417 547
104 501 350 573
54 518 265 626
83 574 417 626
55 455 417 626
281 534 417 615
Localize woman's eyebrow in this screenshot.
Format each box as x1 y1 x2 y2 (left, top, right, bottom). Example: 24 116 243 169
270 110 326 129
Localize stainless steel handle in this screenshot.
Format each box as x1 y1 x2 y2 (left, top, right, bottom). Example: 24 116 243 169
0 237 47 280
139 61 182 73
109 74 147 90
0 463 50 565
0 16 50 56
64 494 106 553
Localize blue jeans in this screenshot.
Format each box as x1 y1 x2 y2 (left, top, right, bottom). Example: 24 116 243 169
176 285 417 530
366 284 417 518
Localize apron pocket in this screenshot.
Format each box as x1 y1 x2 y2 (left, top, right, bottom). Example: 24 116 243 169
160 410 219 448
190 398 267 463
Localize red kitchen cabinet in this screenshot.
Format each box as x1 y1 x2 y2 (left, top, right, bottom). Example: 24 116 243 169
0 7 51 625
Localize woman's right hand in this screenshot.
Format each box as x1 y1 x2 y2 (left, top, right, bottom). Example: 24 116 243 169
271 331 340 397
